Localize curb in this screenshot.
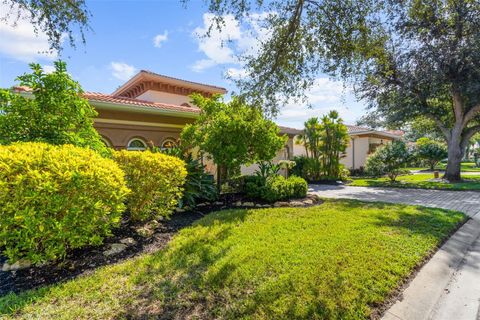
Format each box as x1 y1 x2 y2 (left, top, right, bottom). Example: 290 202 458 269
382 213 480 320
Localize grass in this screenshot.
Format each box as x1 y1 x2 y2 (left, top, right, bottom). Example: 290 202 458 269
350 173 480 191
406 162 480 172
0 200 465 320
436 162 480 172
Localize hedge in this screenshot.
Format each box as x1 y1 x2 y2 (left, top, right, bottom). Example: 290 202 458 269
0 142 129 264
113 151 187 221
245 175 308 202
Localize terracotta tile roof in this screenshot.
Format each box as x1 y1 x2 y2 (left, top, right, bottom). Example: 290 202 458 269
84 92 200 114
12 86 200 114
140 70 227 92
385 129 405 137
12 86 31 92
279 126 303 135
346 125 371 134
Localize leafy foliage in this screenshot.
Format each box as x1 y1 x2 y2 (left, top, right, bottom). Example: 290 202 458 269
415 138 448 170
181 94 286 190
0 61 108 156
255 161 281 179
2 0 90 52
0 142 129 264
113 151 187 222
244 174 307 202
195 0 480 181
161 147 217 208
295 111 349 180
366 140 411 181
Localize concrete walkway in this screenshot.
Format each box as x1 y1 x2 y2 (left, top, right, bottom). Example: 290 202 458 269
309 185 480 320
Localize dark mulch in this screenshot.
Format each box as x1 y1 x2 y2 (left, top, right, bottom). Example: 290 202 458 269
0 193 320 297
0 207 209 297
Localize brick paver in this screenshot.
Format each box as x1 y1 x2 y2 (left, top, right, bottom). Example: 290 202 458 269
309 184 480 218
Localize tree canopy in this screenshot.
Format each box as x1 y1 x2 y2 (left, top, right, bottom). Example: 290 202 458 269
2 0 90 52
0 61 108 155
181 94 286 189
194 0 480 181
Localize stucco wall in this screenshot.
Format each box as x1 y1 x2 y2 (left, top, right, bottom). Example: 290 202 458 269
339 137 369 169
240 136 294 176
92 109 194 149
137 90 192 106
292 135 307 157
94 122 182 149
292 135 394 170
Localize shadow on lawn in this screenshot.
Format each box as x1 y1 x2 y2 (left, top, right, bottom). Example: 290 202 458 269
0 202 467 319
120 208 254 319
119 201 465 319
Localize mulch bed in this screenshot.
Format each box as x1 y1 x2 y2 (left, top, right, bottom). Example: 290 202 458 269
0 194 321 297
0 210 204 297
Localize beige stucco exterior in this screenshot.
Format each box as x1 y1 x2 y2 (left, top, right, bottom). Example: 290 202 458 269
93 108 193 149
292 131 399 170
340 136 393 169
137 90 192 106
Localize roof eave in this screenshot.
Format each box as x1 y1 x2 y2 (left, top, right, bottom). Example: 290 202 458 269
90 100 200 119
350 130 402 139
111 70 227 97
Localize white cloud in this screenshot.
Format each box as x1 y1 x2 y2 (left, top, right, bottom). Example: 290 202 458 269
110 62 137 81
0 1 58 62
276 77 359 128
153 31 168 48
42 65 55 74
226 67 248 80
191 13 272 72
191 13 241 72
192 59 218 73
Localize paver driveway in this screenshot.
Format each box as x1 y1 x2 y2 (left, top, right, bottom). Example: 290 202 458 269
309 184 480 320
309 184 480 217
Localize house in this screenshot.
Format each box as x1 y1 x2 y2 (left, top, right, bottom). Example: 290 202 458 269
290 125 401 170
13 70 401 172
86 70 226 150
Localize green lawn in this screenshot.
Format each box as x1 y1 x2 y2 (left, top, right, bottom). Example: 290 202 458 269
406 162 480 172
436 162 480 172
350 173 480 191
0 200 465 320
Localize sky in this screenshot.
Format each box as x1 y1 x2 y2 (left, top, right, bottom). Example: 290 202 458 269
0 0 367 129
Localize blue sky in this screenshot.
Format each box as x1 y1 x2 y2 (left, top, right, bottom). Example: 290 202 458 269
0 0 367 128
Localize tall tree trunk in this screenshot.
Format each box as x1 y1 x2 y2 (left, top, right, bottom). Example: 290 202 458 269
444 146 463 181
444 133 464 182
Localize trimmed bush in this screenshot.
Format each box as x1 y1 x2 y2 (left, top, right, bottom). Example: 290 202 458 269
366 140 411 181
0 142 129 264
288 175 308 198
113 151 187 221
245 175 308 202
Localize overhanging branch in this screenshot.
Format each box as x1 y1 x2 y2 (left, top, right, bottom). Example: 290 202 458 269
463 104 480 125
461 124 480 150
425 113 451 141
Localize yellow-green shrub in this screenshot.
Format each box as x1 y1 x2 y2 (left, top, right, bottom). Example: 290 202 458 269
0 142 129 264
113 150 187 221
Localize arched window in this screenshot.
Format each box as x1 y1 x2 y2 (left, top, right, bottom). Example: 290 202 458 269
101 136 112 148
161 138 177 150
127 138 147 151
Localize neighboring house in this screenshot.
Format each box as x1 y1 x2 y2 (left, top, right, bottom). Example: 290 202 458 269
290 125 402 170
13 70 400 172
341 125 402 169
